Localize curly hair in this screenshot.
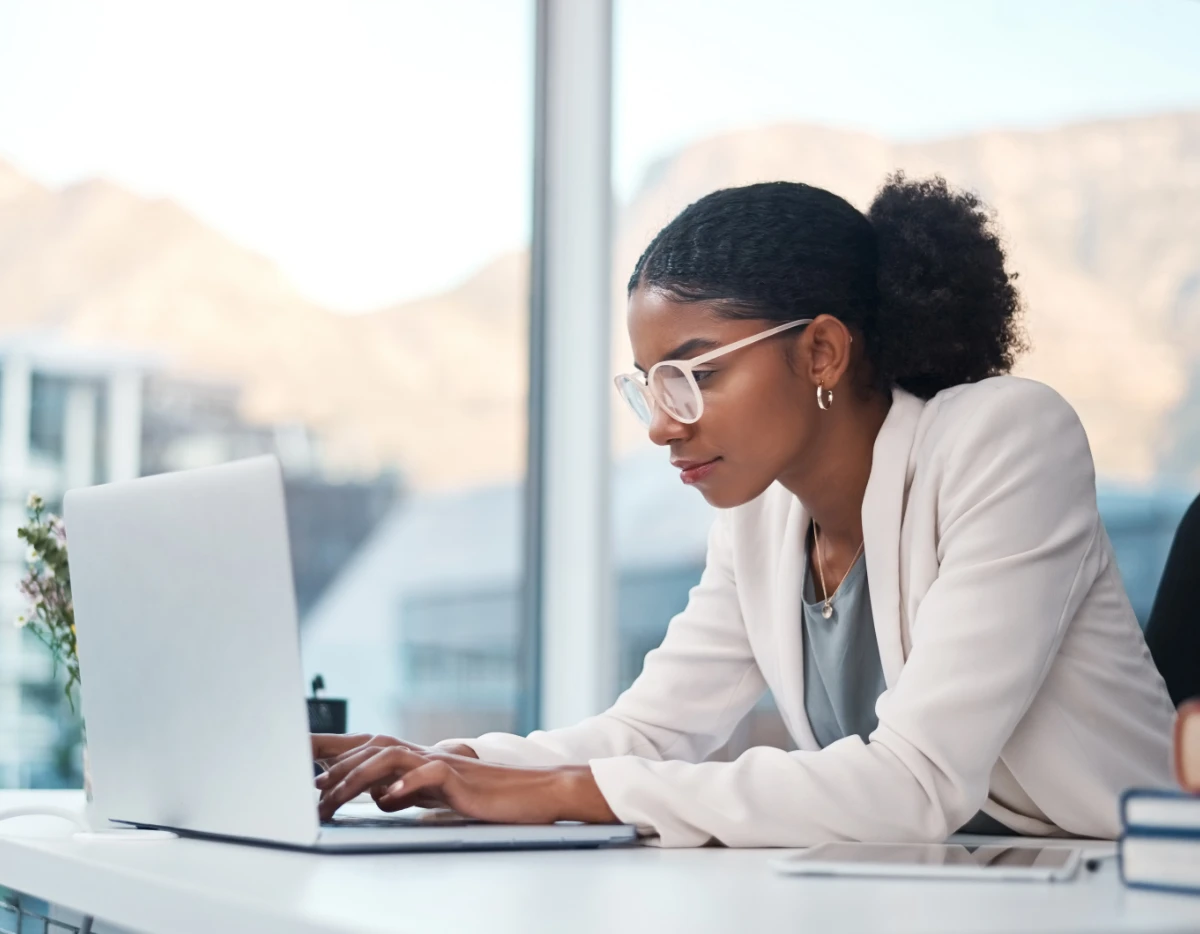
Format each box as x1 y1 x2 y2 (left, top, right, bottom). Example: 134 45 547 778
627 173 1027 399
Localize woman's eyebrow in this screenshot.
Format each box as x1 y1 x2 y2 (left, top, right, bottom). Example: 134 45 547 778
633 337 721 373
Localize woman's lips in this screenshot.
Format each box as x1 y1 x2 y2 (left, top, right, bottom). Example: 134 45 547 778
674 457 721 485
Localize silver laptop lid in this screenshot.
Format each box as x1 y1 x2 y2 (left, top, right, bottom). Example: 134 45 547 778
66 456 319 845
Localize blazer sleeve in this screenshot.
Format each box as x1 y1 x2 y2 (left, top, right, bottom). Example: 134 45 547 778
588 381 1103 846
440 511 767 767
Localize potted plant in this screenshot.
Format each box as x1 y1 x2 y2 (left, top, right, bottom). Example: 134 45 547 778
14 494 78 710
14 493 89 813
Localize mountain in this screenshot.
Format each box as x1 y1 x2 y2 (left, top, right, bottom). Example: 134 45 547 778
612 114 1200 480
1 111 1198 488
0 160 528 489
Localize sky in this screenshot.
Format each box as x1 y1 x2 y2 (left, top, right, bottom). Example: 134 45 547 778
1 0 1198 312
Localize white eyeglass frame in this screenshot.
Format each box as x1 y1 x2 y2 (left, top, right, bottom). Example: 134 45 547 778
614 317 814 426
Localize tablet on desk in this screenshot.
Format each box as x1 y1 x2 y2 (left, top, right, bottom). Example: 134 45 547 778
771 843 1081 882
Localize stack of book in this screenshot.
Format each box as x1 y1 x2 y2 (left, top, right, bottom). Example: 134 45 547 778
1121 700 1200 893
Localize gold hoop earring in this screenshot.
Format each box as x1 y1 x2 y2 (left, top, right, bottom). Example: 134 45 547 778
817 385 833 411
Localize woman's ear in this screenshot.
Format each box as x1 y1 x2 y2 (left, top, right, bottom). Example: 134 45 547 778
804 315 854 389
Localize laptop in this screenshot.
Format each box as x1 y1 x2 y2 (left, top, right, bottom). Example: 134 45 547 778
65 455 637 853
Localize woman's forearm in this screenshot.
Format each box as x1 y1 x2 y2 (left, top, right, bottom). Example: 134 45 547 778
551 765 619 823
434 743 617 822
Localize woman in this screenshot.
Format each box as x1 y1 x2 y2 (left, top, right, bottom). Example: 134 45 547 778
314 174 1175 847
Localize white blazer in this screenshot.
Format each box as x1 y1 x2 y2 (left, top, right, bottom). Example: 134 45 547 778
456 376 1176 847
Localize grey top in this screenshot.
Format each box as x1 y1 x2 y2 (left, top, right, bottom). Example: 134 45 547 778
801 543 1013 836
801 548 884 747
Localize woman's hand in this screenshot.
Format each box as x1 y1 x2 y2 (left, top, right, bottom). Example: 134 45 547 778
313 733 479 765
313 733 476 811
311 733 617 825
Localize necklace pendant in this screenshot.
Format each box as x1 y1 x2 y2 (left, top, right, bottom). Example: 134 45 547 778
821 602 834 619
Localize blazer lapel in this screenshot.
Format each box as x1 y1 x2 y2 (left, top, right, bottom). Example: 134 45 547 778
862 389 925 687
772 494 819 750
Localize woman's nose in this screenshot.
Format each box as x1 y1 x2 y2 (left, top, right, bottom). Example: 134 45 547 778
647 405 689 447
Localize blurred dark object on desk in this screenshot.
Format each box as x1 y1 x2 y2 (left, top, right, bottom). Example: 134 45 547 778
307 674 347 734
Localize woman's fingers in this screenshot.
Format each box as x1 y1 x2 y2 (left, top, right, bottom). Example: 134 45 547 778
326 737 432 772
313 737 468 816
326 735 405 766
315 735 425 786
317 746 429 820
369 780 442 810
375 760 457 812
373 785 450 812
314 746 377 789
369 782 441 811
312 733 425 765
311 732 375 762
323 745 420 796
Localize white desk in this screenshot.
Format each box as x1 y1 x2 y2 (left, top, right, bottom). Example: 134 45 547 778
1 791 1200 934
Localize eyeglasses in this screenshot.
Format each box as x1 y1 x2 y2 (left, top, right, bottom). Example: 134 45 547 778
613 318 813 427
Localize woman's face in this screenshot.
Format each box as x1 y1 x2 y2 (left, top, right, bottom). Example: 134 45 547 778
625 287 827 509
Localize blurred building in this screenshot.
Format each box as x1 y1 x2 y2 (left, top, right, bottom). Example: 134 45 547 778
0 332 156 787
302 449 716 741
303 453 1196 751
140 373 401 618
0 332 399 787
284 475 399 618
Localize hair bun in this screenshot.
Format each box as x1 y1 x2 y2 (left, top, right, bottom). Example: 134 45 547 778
866 172 1026 399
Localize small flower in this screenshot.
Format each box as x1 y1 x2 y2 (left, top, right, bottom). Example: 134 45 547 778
26 493 42 511
13 615 26 629
25 546 38 564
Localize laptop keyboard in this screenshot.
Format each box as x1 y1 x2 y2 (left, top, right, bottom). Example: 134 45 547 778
324 813 486 828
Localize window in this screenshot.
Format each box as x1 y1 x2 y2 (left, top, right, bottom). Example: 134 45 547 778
0 0 534 785
611 0 1200 750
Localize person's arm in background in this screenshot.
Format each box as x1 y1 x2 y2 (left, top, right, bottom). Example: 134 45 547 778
436 512 767 767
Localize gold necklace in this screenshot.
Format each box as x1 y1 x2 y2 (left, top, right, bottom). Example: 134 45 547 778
812 521 864 619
